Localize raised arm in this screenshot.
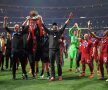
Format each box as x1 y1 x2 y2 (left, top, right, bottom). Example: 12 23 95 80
103 30 108 37
87 20 103 39
3 16 8 28
42 24 51 34
59 12 73 35
20 17 30 34
3 16 13 33
38 15 51 34
77 25 81 38
69 27 74 36
69 23 80 37
22 16 30 26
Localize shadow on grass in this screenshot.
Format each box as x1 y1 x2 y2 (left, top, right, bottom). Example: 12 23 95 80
63 73 88 80
63 76 88 80
72 80 107 90
0 77 50 90
0 74 108 90
65 76 108 90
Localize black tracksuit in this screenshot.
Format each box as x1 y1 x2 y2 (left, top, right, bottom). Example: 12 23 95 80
25 24 40 76
5 37 12 69
5 26 29 78
41 35 49 63
42 24 67 78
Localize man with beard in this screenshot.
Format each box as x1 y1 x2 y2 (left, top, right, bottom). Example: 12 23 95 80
42 12 73 81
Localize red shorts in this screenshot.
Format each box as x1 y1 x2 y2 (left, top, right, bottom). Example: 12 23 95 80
81 54 92 64
93 53 98 61
99 53 108 64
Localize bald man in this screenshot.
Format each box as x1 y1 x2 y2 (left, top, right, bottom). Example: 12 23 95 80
79 34 94 78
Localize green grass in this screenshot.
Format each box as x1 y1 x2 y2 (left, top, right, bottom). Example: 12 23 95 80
0 59 108 90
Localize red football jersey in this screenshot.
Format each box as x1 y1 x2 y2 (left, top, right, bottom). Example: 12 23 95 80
78 39 83 53
81 40 92 56
90 37 100 57
100 36 108 54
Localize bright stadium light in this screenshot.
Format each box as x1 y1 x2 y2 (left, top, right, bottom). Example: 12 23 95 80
80 17 87 18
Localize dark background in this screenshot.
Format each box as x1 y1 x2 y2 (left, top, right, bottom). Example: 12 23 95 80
0 0 108 35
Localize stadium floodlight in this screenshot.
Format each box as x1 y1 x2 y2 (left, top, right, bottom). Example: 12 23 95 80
80 17 87 18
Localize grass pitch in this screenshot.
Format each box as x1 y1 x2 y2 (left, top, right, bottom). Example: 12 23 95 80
0 59 108 90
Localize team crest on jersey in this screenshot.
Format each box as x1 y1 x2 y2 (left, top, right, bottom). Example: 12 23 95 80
83 41 88 48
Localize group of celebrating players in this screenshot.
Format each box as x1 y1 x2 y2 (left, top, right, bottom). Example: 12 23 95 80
68 21 108 81
0 10 107 81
